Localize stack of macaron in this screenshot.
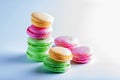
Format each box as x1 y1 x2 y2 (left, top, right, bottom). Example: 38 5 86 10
43 47 72 73
54 36 92 64
26 12 54 62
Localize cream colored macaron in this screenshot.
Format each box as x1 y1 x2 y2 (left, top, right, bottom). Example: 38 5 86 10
31 12 54 28
49 47 73 62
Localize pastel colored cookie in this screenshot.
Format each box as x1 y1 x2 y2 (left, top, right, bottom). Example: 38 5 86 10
54 36 79 50
71 46 92 64
27 46 49 55
27 25 52 39
26 49 48 62
43 57 70 73
31 12 54 28
27 37 53 49
49 47 72 62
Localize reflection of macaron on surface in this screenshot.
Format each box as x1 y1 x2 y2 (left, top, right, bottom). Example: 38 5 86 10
49 47 73 62
55 36 79 50
27 25 52 39
71 46 92 64
31 12 54 28
43 57 70 73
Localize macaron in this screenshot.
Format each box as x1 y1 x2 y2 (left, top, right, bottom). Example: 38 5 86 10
31 12 54 28
49 47 72 62
27 37 53 50
27 25 52 39
71 46 92 64
27 46 49 55
43 57 70 73
26 48 48 62
54 36 79 50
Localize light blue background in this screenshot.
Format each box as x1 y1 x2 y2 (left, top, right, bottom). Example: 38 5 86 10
0 0 120 80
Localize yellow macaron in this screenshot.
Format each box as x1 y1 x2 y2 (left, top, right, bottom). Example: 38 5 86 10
31 12 54 28
49 47 73 62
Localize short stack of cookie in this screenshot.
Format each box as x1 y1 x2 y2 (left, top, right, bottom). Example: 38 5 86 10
43 47 73 73
26 12 54 62
55 36 92 64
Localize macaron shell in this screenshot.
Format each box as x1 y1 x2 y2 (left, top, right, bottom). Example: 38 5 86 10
31 11 54 28
55 36 79 50
49 47 72 62
31 18 51 28
49 50 72 62
31 12 54 23
71 46 91 55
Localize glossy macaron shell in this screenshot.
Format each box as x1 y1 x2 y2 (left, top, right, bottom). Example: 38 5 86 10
31 12 54 23
31 12 54 28
49 47 73 62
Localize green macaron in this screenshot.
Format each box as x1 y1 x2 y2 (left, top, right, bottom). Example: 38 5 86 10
26 48 49 62
28 44 51 52
27 37 53 52
43 57 70 73
27 37 53 48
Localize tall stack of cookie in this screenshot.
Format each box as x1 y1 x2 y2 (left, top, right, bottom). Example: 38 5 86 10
26 12 54 62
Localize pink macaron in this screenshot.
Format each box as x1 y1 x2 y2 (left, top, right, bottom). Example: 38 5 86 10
27 25 52 39
71 46 92 64
54 36 79 50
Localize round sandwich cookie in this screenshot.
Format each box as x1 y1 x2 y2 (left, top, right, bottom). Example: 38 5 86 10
43 57 70 73
49 47 72 62
27 25 52 39
27 37 53 50
27 46 49 55
71 46 92 64
26 49 48 62
54 36 79 50
31 12 54 28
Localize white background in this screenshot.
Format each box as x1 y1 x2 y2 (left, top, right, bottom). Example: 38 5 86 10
0 0 120 80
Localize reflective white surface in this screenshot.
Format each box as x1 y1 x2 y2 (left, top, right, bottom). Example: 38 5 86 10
0 0 120 80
